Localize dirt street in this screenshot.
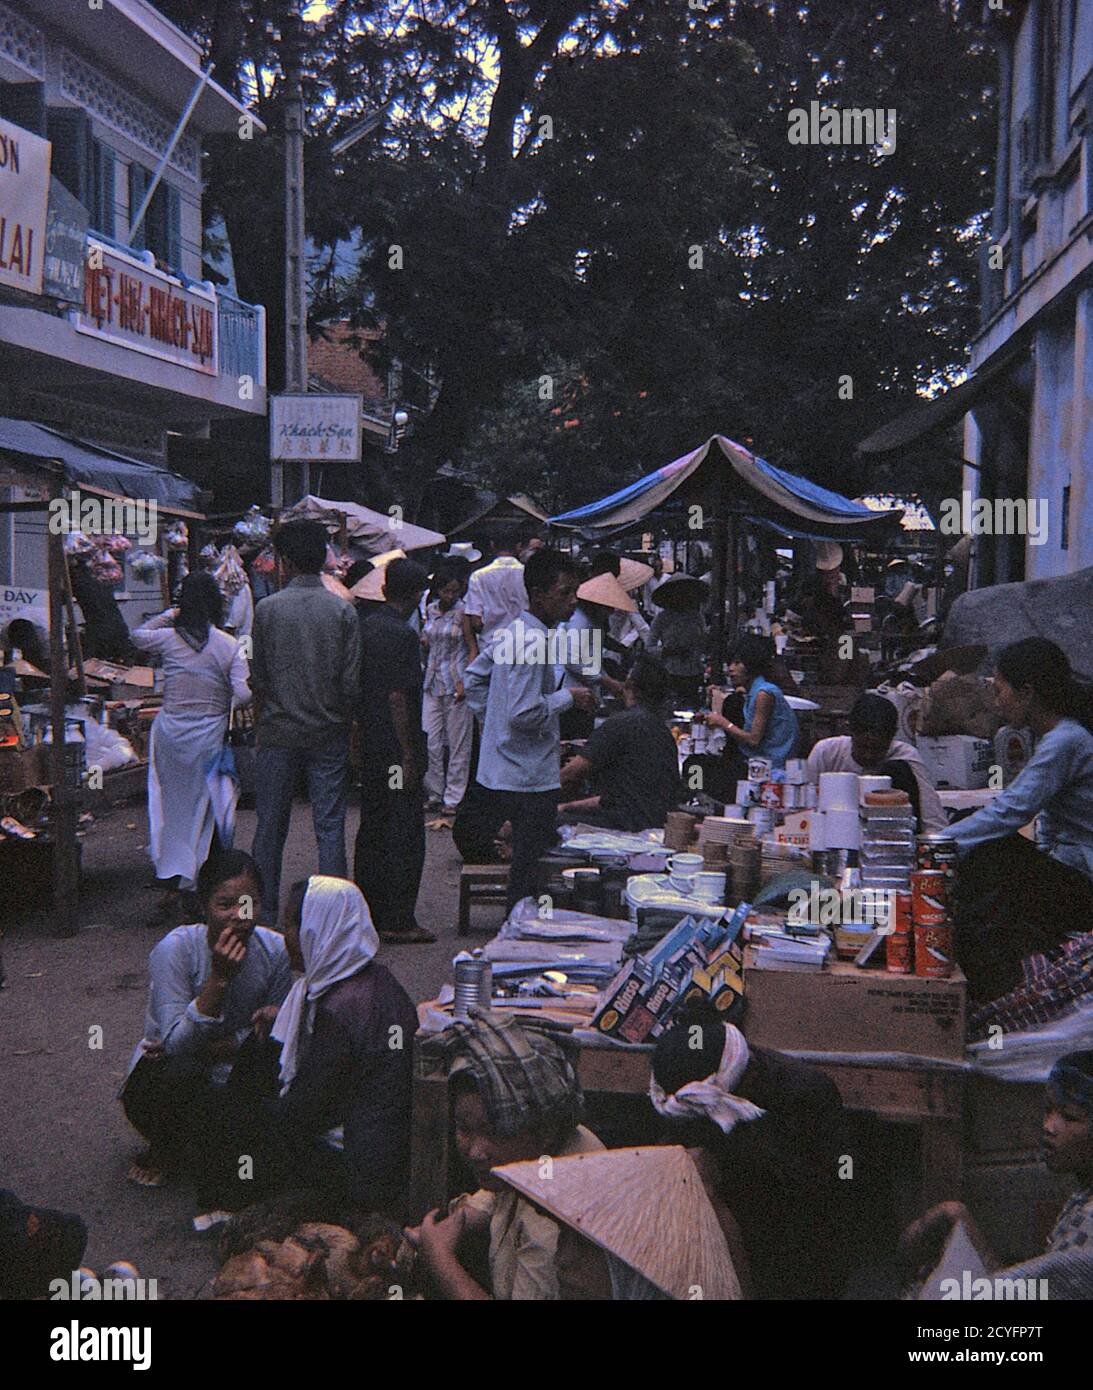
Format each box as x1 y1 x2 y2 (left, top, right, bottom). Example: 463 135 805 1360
0 794 496 1298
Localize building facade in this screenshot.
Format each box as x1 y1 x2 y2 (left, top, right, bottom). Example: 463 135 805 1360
0 0 266 620
965 0 1093 584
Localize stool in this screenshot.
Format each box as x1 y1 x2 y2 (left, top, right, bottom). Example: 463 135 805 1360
458 864 509 936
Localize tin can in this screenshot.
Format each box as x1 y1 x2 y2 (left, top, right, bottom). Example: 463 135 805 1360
759 781 784 809
748 757 773 783
911 870 949 925
453 957 493 1020
893 890 913 935
916 834 958 877
886 930 913 974
914 921 954 978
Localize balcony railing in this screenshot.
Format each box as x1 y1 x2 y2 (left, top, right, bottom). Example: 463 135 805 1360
218 292 267 388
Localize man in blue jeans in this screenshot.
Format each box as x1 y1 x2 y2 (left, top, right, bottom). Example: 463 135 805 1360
250 520 361 924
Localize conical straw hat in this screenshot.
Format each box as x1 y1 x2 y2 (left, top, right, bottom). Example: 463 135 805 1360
347 548 408 601
320 572 353 602
618 557 654 592
577 571 637 613
494 1146 740 1301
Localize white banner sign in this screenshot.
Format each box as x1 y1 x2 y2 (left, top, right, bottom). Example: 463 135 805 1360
0 584 50 634
0 115 51 295
270 393 362 462
78 240 218 375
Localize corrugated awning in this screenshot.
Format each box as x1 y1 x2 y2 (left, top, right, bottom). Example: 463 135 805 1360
0 417 204 514
549 434 903 540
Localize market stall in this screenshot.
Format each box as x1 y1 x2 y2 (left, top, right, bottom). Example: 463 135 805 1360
0 423 206 933
548 434 905 667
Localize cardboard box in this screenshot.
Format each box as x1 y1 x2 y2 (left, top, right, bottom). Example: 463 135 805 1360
742 946 966 1060
916 734 993 790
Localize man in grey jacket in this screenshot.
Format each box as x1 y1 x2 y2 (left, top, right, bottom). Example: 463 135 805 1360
250 520 361 923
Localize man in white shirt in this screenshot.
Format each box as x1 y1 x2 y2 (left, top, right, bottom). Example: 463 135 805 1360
462 533 528 662
806 692 947 834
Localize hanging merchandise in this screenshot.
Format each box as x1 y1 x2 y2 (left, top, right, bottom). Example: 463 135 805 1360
62 530 95 557
252 546 276 576
164 521 189 551
233 506 271 547
103 534 132 558
128 551 168 582
214 544 248 595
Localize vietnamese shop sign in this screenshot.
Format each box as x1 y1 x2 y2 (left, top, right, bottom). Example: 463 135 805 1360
78 239 217 376
43 176 88 304
0 115 51 296
270 393 362 462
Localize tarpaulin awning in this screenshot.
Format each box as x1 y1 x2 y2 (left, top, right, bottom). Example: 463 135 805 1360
0 417 203 514
281 494 445 554
548 435 903 540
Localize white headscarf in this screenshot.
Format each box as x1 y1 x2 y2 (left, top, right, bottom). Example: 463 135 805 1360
271 876 380 1096
648 1024 766 1134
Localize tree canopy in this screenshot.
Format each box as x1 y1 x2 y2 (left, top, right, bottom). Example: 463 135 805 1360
156 0 995 511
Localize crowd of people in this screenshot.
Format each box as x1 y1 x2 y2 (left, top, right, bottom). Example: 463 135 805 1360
10 513 1090 1300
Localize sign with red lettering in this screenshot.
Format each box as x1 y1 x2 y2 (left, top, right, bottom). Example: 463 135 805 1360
0 115 51 295
78 240 218 376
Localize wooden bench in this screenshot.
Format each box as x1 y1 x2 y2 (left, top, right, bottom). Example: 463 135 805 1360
457 864 509 936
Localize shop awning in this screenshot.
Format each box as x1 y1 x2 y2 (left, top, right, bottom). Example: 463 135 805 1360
0 417 203 514
281 494 445 554
856 373 994 456
548 434 903 540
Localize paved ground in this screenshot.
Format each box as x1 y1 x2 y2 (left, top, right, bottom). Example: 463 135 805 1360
0 794 501 1299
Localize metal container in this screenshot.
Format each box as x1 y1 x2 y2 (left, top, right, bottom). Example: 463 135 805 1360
911 869 949 926
453 957 493 1020
915 834 958 878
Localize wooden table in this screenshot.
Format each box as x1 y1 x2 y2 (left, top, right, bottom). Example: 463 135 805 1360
407 1026 965 1220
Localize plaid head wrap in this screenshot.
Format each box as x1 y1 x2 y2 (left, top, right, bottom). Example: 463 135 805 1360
1049 1051 1093 1119
428 1007 583 1138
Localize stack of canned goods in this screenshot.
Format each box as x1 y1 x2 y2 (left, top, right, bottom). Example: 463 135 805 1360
909 834 958 978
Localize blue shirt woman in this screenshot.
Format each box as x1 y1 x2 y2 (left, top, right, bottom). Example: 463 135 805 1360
743 674 799 769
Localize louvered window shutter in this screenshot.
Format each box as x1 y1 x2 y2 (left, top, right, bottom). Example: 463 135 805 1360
0 80 46 136
166 184 182 272
91 140 115 239
128 161 150 250
46 107 90 206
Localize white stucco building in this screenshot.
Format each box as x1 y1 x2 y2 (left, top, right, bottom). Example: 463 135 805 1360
0 0 266 622
965 0 1093 584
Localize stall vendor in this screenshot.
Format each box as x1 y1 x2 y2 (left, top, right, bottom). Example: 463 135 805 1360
646 574 709 710
948 639 1093 1001
557 656 680 830
899 1050 1093 1300
649 1000 852 1300
699 634 799 769
558 570 629 739
806 692 946 834
408 1010 605 1300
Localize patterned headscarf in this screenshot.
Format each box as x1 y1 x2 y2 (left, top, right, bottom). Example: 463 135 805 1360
649 1024 765 1134
430 1007 583 1138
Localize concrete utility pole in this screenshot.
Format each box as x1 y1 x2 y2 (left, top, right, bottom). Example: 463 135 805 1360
280 8 308 505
